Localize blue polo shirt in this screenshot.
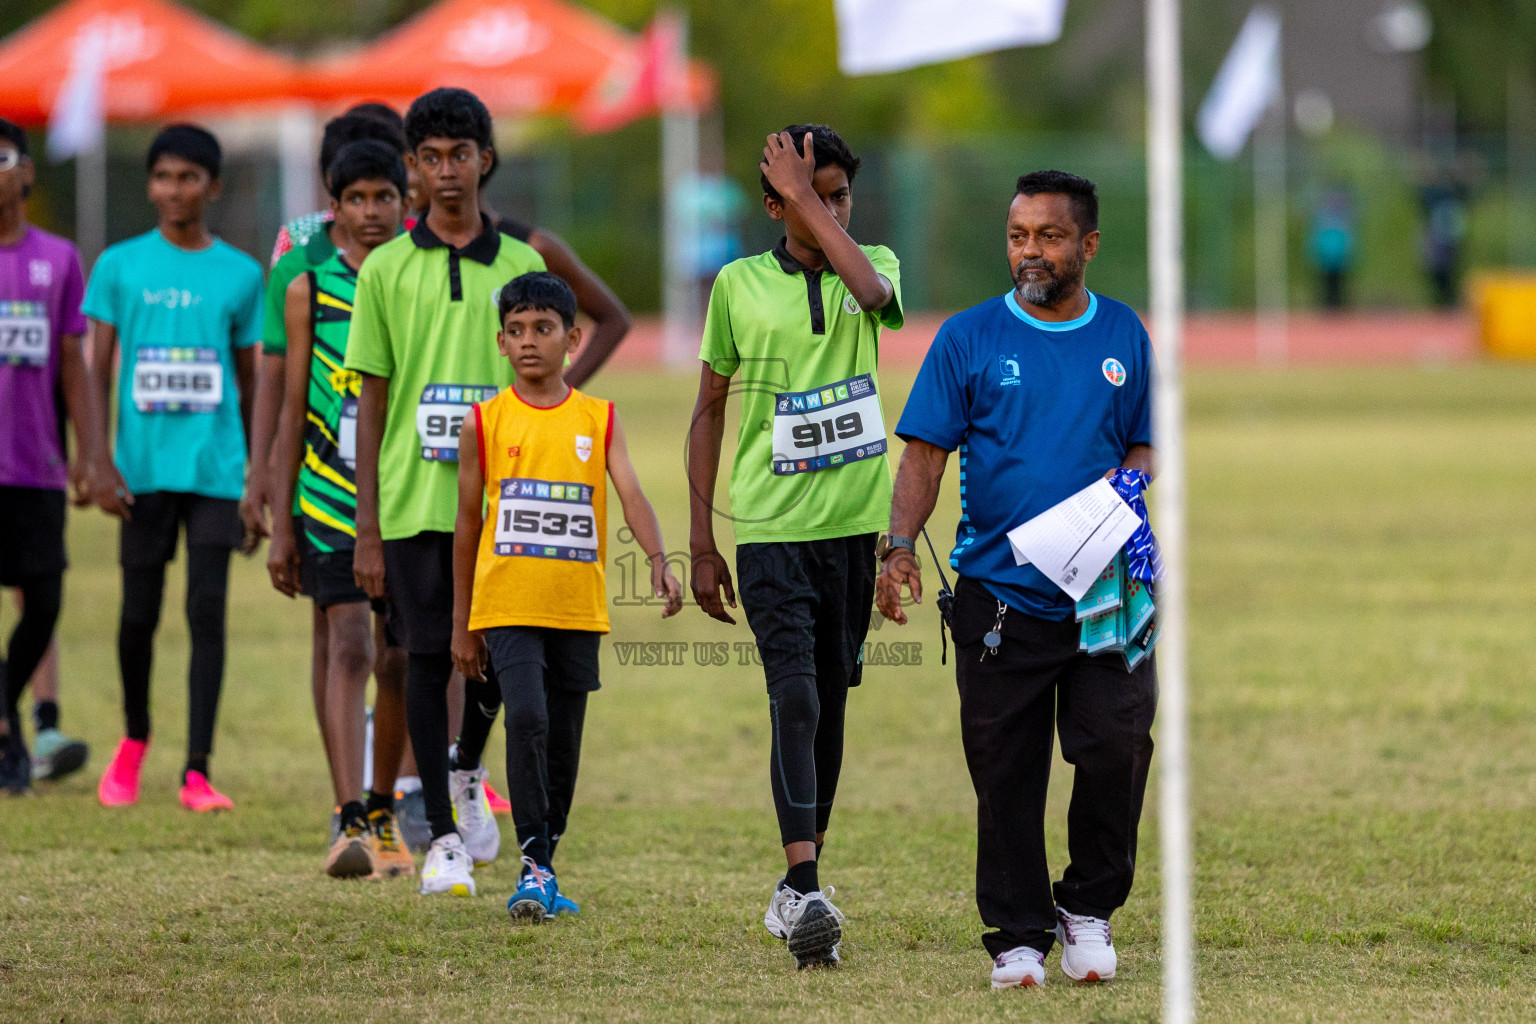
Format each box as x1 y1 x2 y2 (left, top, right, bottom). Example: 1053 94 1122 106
894 289 1155 620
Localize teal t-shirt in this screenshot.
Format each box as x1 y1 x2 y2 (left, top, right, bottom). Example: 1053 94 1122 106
82 230 264 500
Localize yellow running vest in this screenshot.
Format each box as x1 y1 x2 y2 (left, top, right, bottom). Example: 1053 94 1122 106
468 386 613 633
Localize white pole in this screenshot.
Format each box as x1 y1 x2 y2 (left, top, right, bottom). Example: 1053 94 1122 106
278 105 320 224
661 10 702 369
1146 0 1194 1021
75 135 107 271
1254 73 1288 363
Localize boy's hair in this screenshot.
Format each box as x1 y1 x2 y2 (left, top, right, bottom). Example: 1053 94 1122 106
760 124 861 203
320 107 406 178
326 140 408 201
497 271 578 329
405 88 494 179
0 119 29 160
146 124 221 178
1014 170 1099 234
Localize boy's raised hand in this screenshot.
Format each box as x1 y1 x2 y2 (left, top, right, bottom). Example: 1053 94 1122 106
760 131 816 205
652 560 684 619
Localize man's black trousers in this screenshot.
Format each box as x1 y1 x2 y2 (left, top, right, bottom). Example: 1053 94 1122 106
950 576 1157 957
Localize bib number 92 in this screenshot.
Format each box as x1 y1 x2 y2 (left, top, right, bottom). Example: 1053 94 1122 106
417 384 498 462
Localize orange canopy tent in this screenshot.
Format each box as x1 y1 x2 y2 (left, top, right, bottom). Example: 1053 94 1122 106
302 0 712 126
0 0 302 126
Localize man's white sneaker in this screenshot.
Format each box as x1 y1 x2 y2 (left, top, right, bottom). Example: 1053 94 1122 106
418 832 476 897
1056 908 1116 982
765 883 844 968
990 946 1046 989
449 766 501 865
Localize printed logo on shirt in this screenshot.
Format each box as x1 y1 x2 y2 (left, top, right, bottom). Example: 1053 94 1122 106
999 355 1021 387
575 434 593 463
1102 358 1127 387
28 259 52 288
141 288 203 310
842 294 861 315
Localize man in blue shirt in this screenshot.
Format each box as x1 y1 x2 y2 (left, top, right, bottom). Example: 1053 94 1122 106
876 171 1157 990
84 125 263 815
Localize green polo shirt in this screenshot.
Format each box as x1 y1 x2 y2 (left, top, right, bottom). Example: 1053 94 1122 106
344 215 545 540
263 211 337 356
699 240 902 544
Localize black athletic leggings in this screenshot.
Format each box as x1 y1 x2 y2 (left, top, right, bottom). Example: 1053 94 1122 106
3 573 63 735
406 652 457 839
768 672 848 846
119 545 230 762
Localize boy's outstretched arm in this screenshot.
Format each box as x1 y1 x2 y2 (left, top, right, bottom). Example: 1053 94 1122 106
687 363 735 623
451 418 490 680
89 320 132 520
760 130 893 314
608 410 682 618
265 274 314 596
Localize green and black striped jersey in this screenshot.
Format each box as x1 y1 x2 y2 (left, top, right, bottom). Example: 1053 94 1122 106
298 254 363 553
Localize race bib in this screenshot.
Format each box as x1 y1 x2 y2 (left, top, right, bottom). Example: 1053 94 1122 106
416 383 498 462
493 477 599 562
0 302 51 368
771 373 887 475
338 398 358 470
132 346 223 413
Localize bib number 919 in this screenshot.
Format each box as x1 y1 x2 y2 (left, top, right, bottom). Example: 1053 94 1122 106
792 412 863 449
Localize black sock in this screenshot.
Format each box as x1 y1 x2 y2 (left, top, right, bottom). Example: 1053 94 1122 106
549 830 562 861
34 700 59 732
184 755 209 782
517 824 551 870
340 800 368 830
451 742 479 772
786 859 819 895
366 789 394 815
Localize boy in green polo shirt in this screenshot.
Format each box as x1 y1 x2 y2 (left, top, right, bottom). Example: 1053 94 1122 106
345 87 545 897
688 125 902 968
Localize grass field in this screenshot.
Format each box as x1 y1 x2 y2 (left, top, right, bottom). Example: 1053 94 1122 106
3 363 1535 1023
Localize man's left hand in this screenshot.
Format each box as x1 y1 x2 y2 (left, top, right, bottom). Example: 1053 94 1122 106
876 550 923 624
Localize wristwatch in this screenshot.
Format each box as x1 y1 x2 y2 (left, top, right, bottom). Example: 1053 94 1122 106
877 534 915 561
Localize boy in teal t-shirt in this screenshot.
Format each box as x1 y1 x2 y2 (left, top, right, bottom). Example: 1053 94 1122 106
688 125 902 969
83 125 263 815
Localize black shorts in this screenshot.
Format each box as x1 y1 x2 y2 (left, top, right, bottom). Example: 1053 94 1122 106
735 532 879 687
120 492 242 570
300 549 370 610
382 531 453 655
0 485 67 584
483 626 602 693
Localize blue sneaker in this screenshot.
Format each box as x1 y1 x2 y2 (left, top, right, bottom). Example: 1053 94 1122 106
507 856 556 923
546 889 580 919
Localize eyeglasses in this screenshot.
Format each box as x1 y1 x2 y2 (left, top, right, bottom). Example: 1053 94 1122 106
0 149 22 172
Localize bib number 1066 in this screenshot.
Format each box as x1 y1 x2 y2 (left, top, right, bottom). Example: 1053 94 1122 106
792 411 864 449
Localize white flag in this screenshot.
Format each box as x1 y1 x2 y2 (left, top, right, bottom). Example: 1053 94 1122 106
835 0 1066 76
1197 7 1282 161
47 27 108 162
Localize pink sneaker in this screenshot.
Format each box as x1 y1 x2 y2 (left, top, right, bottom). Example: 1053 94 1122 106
98 737 148 807
179 770 234 812
484 778 511 816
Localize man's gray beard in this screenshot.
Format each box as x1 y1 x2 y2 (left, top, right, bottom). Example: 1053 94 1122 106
1015 275 1065 306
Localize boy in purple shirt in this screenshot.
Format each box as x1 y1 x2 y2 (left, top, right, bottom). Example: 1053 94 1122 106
0 119 108 794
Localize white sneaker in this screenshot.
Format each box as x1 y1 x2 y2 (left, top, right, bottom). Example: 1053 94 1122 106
418 832 476 897
990 946 1046 988
449 765 501 865
765 882 844 968
1056 908 1116 981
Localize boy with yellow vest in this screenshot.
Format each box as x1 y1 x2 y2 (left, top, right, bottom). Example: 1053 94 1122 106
451 272 681 921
